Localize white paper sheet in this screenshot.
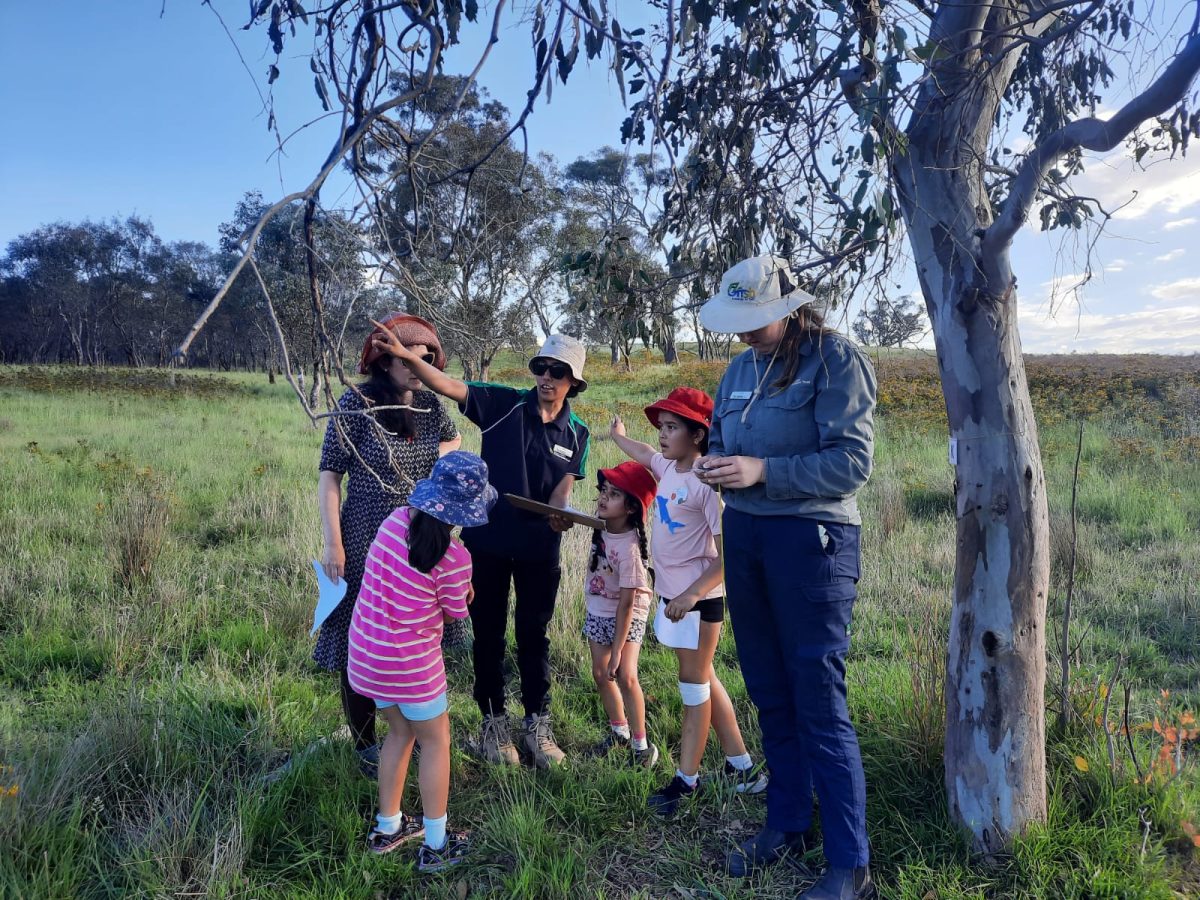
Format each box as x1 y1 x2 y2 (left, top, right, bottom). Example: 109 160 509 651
652 598 701 650
311 560 348 636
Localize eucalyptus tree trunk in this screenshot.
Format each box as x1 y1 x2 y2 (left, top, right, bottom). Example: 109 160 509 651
892 5 1050 853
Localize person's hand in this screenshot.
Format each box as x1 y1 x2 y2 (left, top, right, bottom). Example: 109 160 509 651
367 319 419 364
547 513 574 533
609 415 626 440
697 455 765 490
607 646 623 680
323 543 346 583
665 594 696 622
466 584 475 606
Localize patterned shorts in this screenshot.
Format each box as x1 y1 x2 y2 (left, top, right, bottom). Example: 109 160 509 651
582 612 647 646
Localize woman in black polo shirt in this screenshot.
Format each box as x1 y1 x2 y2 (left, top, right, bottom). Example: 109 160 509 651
369 326 591 769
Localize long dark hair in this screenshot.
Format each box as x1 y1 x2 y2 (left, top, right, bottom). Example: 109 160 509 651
408 509 453 573
361 359 416 439
588 475 653 585
771 306 832 391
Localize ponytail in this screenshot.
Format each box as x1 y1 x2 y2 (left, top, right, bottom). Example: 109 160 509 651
408 509 453 573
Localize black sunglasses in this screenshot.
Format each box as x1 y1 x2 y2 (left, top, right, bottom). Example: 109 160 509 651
397 350 436 366
529 359 571 380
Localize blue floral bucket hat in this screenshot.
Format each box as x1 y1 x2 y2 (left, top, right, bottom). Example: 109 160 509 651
408 450 497 528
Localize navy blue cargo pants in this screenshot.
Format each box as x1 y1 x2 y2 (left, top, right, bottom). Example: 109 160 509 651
723 507 870 869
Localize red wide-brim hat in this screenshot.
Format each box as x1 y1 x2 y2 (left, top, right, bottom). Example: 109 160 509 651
644 386 714 430
598 461 658 520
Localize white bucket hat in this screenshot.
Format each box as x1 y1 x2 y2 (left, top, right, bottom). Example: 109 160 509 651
531 333 588 392
698 255 817 334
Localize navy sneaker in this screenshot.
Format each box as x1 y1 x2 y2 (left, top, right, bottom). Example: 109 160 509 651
365 813 424 855
723 760 769 794
417 831 471 873
648 774 698 816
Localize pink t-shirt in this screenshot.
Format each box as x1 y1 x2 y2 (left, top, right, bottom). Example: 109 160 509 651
347 506 471 704
583 528 654 619
649 453 725 601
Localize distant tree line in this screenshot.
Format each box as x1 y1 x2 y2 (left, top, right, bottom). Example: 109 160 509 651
2 82 705 374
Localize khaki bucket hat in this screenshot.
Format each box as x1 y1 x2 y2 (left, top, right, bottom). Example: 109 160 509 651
530 333 588 392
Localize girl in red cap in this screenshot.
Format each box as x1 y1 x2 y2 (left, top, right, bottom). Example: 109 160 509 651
582 460 659 768
610 389 765 815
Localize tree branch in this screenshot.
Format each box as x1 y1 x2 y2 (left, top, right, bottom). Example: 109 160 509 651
986 28 1200 255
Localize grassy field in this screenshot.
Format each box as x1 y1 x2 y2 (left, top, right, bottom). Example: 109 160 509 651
0 352 1198 898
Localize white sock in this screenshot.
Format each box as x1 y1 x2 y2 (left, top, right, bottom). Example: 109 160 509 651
631 734 649 751
726 752 753 771
677 768 699 788
375 810 404 834
611 722 631 739
423 813 448 851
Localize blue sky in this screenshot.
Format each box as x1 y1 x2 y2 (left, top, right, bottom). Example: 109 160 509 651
2 1 1198 353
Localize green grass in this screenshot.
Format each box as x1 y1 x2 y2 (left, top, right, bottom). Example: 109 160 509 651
0 359 1198 898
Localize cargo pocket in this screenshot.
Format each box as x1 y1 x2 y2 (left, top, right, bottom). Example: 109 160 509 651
818 521 861 583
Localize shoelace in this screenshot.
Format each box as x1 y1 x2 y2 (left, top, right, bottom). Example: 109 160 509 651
484 717 513 747
533 718 556 748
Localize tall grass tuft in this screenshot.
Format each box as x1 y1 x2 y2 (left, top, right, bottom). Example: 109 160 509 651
875 476 908 541
905 589 949 769
109 472 171 588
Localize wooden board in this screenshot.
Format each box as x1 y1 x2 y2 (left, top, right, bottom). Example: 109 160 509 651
503 493 605 530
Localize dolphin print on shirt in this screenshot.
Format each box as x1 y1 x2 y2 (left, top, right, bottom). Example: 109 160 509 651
656 494 686 534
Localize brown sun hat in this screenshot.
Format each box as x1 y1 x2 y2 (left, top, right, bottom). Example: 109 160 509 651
358 313 447 374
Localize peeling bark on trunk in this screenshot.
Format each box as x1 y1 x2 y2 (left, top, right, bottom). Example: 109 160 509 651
899 183 1050 852
894 17 1051 850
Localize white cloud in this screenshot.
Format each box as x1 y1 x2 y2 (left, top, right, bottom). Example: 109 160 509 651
1164 217 1197 230
1104 258 1128 272
1067 151 1200 222
1018 302 1200 353
1149 277 1200 305
1155 248 1186 262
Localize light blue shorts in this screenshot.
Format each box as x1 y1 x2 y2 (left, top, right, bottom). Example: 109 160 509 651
374 691 449 721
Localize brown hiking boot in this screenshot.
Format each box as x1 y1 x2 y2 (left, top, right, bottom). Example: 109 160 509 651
520 713 566 769
476 713 520 766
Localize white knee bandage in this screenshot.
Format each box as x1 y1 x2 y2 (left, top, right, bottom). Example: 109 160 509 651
678 681 711 706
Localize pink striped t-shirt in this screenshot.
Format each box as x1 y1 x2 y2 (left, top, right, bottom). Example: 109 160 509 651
347 506 471 704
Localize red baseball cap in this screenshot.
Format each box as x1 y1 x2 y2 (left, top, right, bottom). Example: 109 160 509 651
598 461 657 520
644 387 713 430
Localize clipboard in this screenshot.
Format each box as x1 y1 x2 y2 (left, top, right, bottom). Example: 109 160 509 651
503 493 605 530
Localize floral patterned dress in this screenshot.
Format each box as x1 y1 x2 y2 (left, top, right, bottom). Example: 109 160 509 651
314 387 459 671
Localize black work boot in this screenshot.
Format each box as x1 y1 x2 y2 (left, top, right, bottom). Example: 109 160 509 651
798 866 876 899
725 826 812 877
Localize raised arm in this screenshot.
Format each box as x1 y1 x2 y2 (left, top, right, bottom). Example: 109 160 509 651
368 318 467 405
609 415 656 468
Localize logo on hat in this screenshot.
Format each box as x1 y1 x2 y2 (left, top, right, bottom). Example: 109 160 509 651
727 282 755 301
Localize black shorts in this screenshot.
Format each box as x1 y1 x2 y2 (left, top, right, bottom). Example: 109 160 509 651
662 595 726 624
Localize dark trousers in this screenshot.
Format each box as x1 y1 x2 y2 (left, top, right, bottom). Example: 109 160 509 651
466 545 561 718
339 668 376 752
723 507 870 868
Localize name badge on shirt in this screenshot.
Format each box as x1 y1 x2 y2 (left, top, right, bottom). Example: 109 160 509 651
730 390 753 400
551 443 574 460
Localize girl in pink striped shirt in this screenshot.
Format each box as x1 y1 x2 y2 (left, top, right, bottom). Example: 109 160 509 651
348 451 496 871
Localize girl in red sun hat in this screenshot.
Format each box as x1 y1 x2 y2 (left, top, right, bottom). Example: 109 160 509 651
581 460 660 768
610 388 765 816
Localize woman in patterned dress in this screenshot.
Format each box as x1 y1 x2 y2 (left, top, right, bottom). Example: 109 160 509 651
317 313 461 777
